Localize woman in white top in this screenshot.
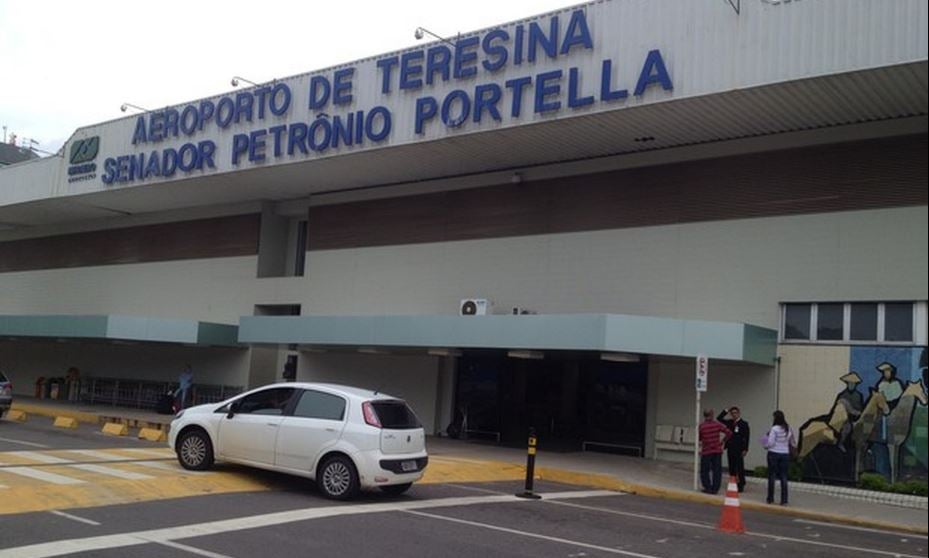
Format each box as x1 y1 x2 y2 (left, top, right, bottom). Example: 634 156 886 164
764 410 795 505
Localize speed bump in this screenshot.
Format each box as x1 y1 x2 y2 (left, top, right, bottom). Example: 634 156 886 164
102 422 129 436
6 409 27 421
53 416 79 429
138 427 167 442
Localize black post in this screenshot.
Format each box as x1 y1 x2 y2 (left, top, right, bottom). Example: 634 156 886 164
516 427 542 499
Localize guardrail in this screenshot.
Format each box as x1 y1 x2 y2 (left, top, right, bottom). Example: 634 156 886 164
73 378 243 410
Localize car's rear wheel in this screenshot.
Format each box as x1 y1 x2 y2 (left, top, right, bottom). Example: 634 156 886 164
177 428 214 471
379 482 412 496
318 455 359 500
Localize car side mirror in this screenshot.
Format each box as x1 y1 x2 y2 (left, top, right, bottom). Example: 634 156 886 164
226 401 240 419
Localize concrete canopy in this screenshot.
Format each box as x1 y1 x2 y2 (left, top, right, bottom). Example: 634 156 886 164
238 313 777 366
0 314 240 348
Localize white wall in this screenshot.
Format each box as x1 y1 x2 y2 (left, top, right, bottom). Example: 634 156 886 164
297 351 442 435
0 339 249 396
2 206 924 331
651 356 775 469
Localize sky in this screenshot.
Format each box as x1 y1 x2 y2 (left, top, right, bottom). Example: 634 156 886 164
0 0 582 154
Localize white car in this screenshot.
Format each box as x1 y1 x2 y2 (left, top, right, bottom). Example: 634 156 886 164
168 382 428 499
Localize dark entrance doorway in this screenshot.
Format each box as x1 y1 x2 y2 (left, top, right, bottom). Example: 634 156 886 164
453 351 647 454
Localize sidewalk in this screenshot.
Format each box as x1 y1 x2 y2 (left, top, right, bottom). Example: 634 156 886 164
10 397 928 534
11 396 172 429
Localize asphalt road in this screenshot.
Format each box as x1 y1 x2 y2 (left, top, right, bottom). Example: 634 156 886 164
2 417 926 558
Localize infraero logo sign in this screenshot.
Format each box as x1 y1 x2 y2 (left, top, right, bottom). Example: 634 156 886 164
70 136 99 164
68 136 100 183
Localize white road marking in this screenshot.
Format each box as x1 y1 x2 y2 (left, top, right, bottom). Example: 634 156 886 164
150 540 236 558
67 463 154 480
116 448 174 458
3 466 85 485
793 519 929 539
405 508 662 557
49 510 101 526
66 449 135 462
547 500 925 558
0 490 615 558
6 451 72 464
0 437 50 448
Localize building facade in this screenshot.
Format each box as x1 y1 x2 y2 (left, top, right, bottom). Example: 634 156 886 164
1 0 927 485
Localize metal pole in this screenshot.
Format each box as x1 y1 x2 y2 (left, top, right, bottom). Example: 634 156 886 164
516 427 542 499
694 388 701 491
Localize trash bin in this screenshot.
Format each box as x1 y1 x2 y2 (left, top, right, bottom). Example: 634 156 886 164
35 377 46 398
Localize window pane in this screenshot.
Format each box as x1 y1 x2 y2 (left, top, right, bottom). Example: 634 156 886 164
850 303 878 341
293 390 345 420
816 304 844 340
237 388 296 415
784 304 811 340
884 303 913 342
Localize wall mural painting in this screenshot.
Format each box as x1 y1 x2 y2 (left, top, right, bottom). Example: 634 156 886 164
799 347 928 484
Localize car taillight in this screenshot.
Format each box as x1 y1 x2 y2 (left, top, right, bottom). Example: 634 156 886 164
362 401 381 428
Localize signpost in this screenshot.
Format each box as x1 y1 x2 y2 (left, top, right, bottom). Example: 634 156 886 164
694 354 708 491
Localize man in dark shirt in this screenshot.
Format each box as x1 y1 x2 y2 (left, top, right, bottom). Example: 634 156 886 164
718 406 750 492
699 409 732 494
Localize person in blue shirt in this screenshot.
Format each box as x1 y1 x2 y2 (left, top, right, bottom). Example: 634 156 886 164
177 364 193 410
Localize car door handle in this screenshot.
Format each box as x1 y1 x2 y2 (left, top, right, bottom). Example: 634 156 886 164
325 428 337 432
266 423 279 427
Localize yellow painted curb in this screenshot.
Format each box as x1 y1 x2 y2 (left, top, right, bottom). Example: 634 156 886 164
138 427 167 442
102 422 129 436
11 402 99 424
6 409 27 422
53 416 79 429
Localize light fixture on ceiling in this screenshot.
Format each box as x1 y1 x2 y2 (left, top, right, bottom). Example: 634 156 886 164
507 349 544 360
600 352 641 363
428 348 462 357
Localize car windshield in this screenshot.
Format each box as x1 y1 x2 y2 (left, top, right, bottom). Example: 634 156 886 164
371 400 421 429
0 371 8 383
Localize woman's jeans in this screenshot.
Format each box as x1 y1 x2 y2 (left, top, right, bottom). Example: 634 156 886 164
767 452 790 504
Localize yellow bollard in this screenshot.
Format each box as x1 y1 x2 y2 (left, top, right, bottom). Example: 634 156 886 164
138 427 167 442
102 422 129 436
53 416 79 429
6 409 27 422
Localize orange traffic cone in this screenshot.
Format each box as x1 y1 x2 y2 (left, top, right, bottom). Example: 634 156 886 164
718 475 745 534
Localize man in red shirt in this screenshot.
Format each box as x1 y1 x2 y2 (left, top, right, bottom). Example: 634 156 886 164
698 408 732 494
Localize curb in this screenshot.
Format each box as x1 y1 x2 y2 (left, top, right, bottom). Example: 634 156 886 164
745 476 927 510
534 467 929 536
10 402 169 431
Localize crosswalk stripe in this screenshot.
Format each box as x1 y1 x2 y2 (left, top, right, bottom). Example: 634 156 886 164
4 466 85 485
67 464 153 481
65 450 134 462
116 448 173 458
6 451 73 464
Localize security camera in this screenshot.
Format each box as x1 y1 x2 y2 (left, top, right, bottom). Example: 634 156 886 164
414 28 424 40
120 104 128 112
231 78 240 87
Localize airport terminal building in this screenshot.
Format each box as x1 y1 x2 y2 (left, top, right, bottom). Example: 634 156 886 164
1 0 926 485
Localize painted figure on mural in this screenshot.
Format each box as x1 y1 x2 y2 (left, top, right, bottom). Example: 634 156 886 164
872 362 906 479
834 372 864 450
876 362 905 405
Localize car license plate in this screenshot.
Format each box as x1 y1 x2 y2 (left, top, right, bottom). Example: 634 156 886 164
401 460 417 472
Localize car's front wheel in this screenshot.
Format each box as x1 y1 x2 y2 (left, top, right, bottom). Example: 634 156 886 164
317 455 359 500
379 482 412 496
177 428 214 471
